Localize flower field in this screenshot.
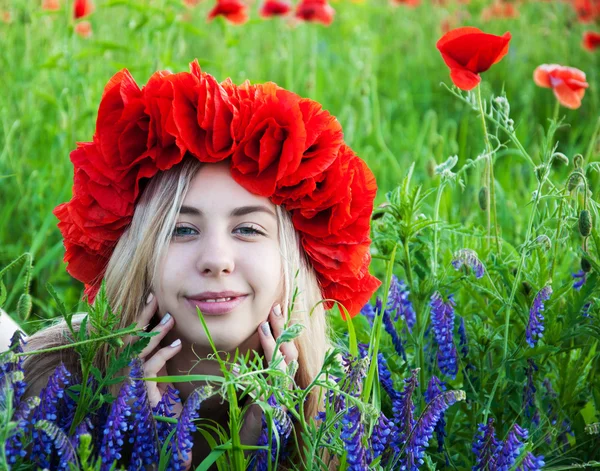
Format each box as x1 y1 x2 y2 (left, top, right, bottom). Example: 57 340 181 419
0 0 599 469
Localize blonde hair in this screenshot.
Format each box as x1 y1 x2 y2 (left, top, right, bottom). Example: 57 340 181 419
22 156 336 468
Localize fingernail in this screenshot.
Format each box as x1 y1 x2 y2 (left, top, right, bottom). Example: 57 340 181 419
273 304 282 317
160 313 172 325
232 365 241 375
261 322 271 336
170 338 181 347
146 293 154 304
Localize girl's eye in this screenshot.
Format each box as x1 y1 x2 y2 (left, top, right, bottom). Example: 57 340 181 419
172 226 198 238
235 225 265 237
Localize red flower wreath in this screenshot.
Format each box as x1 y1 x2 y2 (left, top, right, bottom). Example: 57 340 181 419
53 61 381 318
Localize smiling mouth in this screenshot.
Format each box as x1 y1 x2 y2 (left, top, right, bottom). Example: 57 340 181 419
185 295 249 315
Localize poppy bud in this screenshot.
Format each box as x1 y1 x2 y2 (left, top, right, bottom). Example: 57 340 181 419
478 187 488 211
427 158 436 178
17 293 32 320
552 152 569 166
567 172 584 192
581 257 592 273
579 210 592 237
573 154 583 169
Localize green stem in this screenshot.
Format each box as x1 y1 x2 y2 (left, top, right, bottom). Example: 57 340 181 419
432 181 446 278
482 176 544 423
584 116 600 163
550 186 567 280
477 85 500 254
228 382 245 470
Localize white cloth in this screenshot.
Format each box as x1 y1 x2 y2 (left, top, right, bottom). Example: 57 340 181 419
0 308 24 352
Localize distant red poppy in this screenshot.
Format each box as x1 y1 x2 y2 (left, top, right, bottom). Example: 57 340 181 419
75 20 92 38
73 0 94 19
183 0 202 5
260 0 292 17
583 31 600 51
481 1 519 21
42 0 61 10
436 27 511 90
1 10 11 23
533 64 589 109
295 0 335 25
390 0 420 6
207 0 248 24
573 0 600 23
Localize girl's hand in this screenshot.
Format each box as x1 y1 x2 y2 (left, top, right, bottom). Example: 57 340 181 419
239 303 298 447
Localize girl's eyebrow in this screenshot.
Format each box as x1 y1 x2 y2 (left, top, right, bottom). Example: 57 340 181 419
179 204 276 219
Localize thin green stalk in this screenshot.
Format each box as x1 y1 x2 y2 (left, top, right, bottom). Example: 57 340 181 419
432 181 446 278
584 116 600 163
482 176 545 423
362 244 397 403
477 85 500 254
550 186 567 280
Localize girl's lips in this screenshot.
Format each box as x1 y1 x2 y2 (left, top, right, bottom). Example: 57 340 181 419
186 295 248 316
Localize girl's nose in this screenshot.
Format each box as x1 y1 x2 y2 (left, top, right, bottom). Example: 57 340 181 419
195 231 235 276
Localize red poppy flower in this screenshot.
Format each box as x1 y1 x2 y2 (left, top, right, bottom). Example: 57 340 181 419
390 0 420 6
207 0 248 24
74 20 92 38
481 1 519 21
533 64 589 109
573 0 600 23
73 0 94 19
260 0 292 17
583 31 600 51
184 0 202 5
42 0 61 11
295 0 335 25
436 26 511 91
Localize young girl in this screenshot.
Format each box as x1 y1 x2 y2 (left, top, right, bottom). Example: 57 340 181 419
19 61 381 469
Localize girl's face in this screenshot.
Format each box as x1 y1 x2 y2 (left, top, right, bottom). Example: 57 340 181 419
155 161 283 353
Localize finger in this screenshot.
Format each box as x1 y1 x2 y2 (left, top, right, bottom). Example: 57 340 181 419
138 313 175 360
268 303 285 339
123 293 158 346
279 340 299 365
143 339 183 407
259 321 282 368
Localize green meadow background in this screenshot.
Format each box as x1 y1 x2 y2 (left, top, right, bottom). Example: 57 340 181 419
0 0 598 314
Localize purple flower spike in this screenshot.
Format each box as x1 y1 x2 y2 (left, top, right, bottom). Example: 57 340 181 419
517 451 545 471
430 292 459 379
360 302 376 326
387 276 417 331
452 249 485 279
99 378 133 471
383 308 407 361
35 420 76 470
404 389 465 470
153 385 181 444
572 270 587 290
252 395 294 471
396 369 419 448
340 405 368 470
526 285 552 348
6 396 40 464
425 376 447 452
169 386 213 471
495 424 528 471
370 413 394 462
472 418 501 471
127 358 159 470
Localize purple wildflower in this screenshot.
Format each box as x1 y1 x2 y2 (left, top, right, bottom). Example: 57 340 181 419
395 369 419 448
387 276 417 331
340 405 368 470
127 358 159 470
360 302 376 327
572 270 587 290
495 423 529 470
472 418 501 471
557 419 574 452
429 292 459 379
523 360 538 421
169 386 213 471
517 451 545 470
526 285 552 348
424 376 447 452
458 317 469 359
6 331 27 408
30 363 72 469
383 308 407 361
369 413 394 463
251 395 294 470
5 396 40 464
582 301 592 318
404 389 465 470
99 377 132 471
452 249 485 279
35 420 77 470
153 385 181 444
